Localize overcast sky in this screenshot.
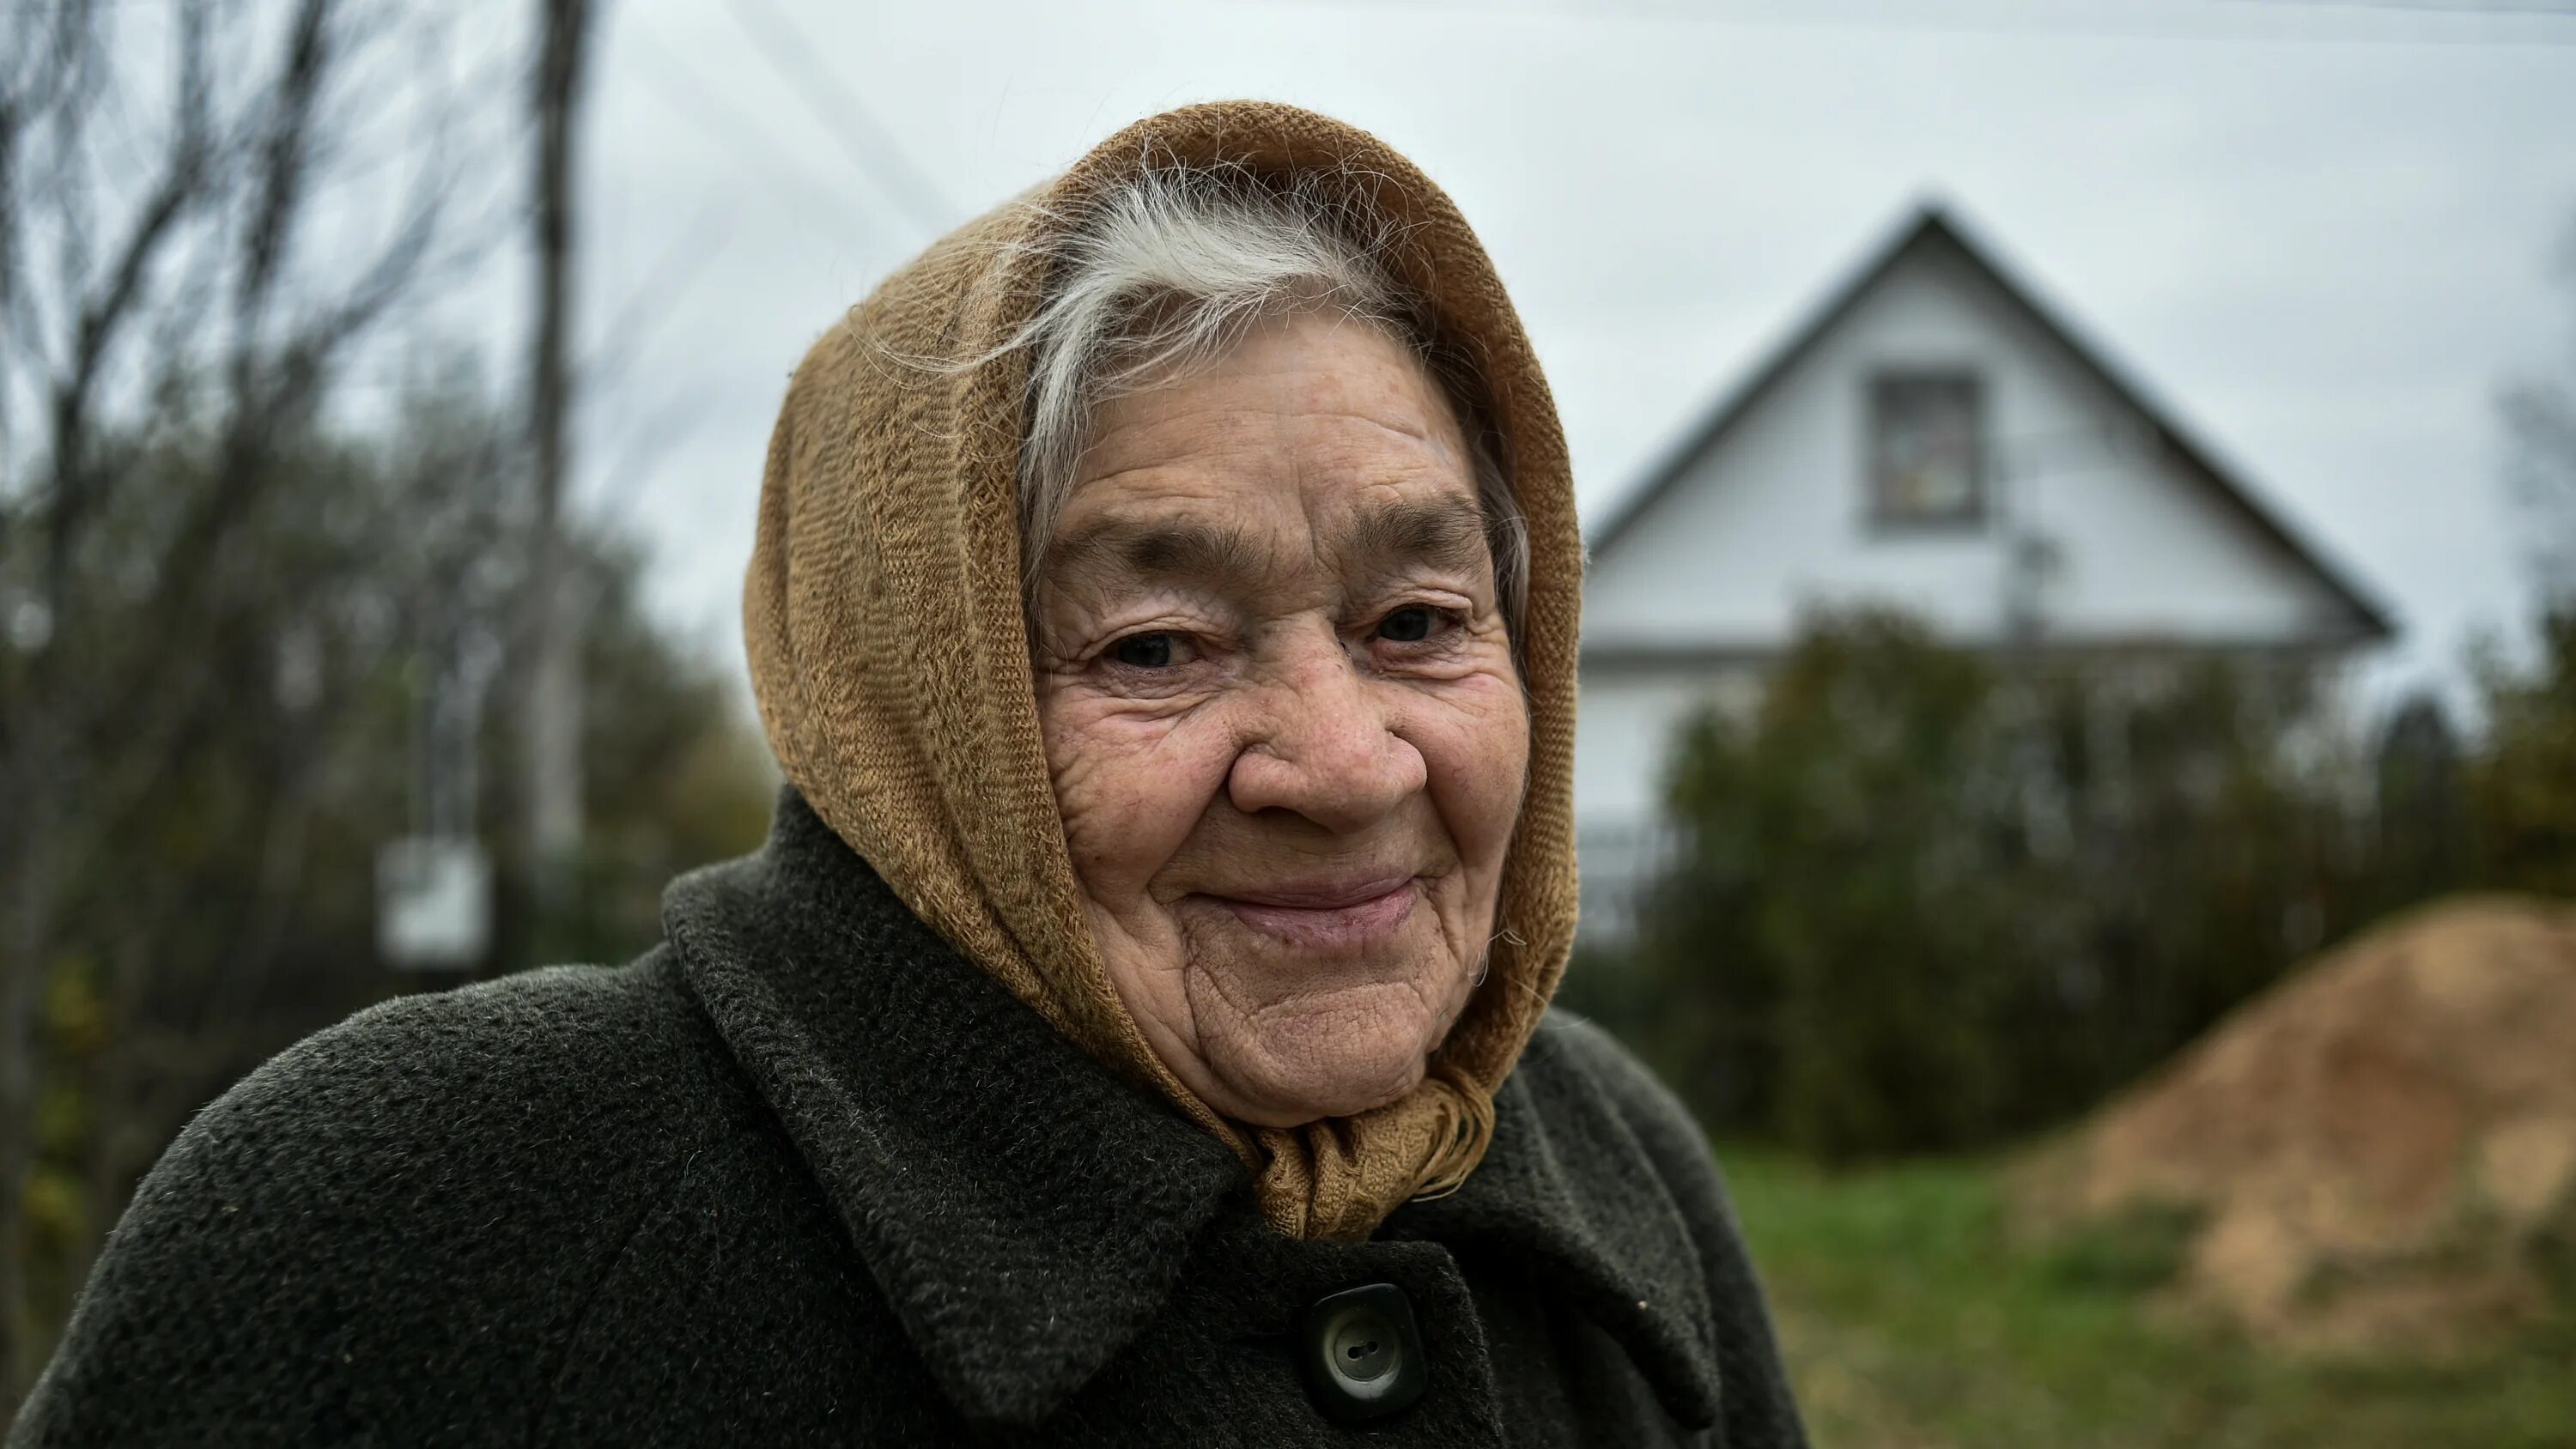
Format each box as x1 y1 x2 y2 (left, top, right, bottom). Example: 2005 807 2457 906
545 0 2576 707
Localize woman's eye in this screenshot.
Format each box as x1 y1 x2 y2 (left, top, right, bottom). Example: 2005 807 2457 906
1376 606 1439 643
1110 633 1178 668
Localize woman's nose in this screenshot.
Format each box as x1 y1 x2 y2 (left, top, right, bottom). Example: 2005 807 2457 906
1224 642 1426 832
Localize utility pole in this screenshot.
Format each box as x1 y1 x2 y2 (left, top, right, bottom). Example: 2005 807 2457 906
521 0 591 930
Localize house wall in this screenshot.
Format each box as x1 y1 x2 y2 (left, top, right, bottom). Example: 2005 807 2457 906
1571 662 1763 944
1572 663 1765 823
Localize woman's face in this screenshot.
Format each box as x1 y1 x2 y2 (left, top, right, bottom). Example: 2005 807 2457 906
1030 313 1529 1129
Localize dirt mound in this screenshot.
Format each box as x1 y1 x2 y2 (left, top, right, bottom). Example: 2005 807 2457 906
2020 894 2576 1353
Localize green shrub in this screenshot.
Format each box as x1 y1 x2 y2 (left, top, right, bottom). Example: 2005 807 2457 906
1613 607 2392 1160
2468 610 2576 900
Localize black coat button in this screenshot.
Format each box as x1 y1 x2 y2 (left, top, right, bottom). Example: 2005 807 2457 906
1298 1282 1427 1422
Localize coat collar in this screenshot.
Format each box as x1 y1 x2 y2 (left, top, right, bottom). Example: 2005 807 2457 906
663 789 1722 1430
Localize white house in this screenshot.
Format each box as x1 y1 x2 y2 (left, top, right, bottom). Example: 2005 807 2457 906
1574 203 2394 942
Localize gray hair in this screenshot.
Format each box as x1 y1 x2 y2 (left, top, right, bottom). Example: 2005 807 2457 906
1005 166 1528 653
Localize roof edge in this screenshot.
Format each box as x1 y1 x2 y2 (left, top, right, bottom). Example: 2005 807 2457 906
1585 201 2398 644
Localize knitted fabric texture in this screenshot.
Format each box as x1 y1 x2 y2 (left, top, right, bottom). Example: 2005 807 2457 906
743 101 1583 1240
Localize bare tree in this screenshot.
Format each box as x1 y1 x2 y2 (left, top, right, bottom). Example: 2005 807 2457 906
0 0 505 1397
2502 216 2576 610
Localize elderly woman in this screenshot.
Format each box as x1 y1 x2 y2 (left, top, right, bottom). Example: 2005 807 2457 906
16 105 1805 1448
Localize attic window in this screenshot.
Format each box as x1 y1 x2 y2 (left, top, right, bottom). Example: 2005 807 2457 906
1868 371 1985 527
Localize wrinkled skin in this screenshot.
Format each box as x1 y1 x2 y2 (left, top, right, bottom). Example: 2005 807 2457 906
1030 314 1529 1129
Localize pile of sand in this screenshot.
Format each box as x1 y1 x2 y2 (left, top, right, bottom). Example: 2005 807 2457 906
2020 894 2576 1353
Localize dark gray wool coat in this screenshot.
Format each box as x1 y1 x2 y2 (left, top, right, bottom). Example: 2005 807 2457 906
14 791 1807 1448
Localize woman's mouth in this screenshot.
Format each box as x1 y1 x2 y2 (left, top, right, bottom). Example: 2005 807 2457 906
1201 876 1421 950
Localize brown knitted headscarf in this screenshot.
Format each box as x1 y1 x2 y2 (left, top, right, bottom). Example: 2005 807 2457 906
744 102 1581 1240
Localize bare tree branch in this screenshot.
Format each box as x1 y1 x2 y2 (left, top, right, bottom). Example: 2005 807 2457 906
0 0 513 1399
227 0 328 397
2500 213 2576 608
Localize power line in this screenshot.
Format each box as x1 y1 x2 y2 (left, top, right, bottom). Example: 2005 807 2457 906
2227 0 2576 14
1285 0 2576 44
724 0 956 240
625 27 888 245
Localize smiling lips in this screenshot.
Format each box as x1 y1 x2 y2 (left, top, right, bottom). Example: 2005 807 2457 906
1205 876 1421 950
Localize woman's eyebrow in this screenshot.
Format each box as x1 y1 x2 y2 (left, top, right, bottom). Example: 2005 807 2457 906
1342 495 1488 577
1044 517 1272 596
1042 496 1485 599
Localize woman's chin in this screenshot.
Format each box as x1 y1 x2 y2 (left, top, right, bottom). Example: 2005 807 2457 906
1202 989 1441 1126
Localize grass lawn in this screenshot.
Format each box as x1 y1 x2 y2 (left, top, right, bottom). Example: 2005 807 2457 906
1717 1146 2576 1448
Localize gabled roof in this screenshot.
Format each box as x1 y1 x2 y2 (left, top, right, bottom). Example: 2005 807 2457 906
1586 203 2396 643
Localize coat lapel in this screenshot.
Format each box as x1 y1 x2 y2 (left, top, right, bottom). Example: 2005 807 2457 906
1392 1022 1728 1429
662 789 1245 1427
